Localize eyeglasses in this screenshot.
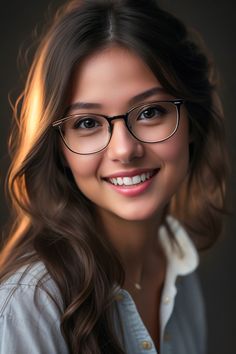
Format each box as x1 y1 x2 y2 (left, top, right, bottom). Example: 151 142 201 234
52 99 184 155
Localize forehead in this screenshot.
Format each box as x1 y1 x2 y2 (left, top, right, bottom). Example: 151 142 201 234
75 45 153 79
67 45 167 112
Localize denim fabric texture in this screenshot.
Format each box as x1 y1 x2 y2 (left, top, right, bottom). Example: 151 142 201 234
0 218 206 354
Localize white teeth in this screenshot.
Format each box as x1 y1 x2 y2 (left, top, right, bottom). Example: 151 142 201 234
117 177 123 185
111 178 118 185
141 173 146 182
123 177 132 186
109 171 155 186
132 175 141 184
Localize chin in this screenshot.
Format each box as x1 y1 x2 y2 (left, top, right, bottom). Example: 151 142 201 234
113 204 165 222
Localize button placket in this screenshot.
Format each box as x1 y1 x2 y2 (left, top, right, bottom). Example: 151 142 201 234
140 340 153 350
163 295 171 305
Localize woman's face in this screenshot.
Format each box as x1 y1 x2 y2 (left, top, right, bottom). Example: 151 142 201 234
62 45 190 222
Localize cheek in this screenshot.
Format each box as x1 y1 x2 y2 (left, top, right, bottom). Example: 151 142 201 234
159 138 189 163
153 118 190 168
63 148 102 182
167 116 189 162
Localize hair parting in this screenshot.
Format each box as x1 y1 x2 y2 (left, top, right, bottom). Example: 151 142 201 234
1 1 228 352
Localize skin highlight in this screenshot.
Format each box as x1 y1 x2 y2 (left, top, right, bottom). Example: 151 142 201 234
62 46 190 320
0 1 228 352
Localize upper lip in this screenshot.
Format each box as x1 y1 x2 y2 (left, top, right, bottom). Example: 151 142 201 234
103 168 160 179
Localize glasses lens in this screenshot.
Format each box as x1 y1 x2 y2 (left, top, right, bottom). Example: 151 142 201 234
128 101 178 142
60 114 110 154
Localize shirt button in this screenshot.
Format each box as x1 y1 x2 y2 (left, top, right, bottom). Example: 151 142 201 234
163 295 171 304
115 293 124 301
140 340 153 350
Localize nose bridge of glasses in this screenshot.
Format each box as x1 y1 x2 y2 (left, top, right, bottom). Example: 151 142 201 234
108 113 128 123
107 113 130 132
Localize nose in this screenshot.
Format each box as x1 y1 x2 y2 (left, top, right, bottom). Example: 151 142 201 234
106 120 144 163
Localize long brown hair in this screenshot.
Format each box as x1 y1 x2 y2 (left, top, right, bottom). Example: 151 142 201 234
1 0 228 352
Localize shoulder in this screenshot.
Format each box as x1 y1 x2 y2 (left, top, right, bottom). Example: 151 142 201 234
176 271 205 312
0 262 68 353
159 217 206 353
0 261 63 322
0 261 46 289
162 272 206 354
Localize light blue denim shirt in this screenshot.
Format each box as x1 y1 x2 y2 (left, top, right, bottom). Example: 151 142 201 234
0 217 206 353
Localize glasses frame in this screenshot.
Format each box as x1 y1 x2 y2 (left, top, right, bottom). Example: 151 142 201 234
52 98 185 155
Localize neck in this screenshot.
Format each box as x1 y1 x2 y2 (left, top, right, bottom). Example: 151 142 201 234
96 208 166 288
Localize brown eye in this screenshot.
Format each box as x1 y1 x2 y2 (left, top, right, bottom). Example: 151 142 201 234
73 117 100 129
138 105 166 120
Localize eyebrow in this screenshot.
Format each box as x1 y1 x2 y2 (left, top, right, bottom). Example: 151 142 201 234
129 87 166 105
65 87 167 114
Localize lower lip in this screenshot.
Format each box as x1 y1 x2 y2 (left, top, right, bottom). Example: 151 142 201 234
105 171 159 197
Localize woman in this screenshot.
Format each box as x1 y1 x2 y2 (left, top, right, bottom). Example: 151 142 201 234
0 0 227 353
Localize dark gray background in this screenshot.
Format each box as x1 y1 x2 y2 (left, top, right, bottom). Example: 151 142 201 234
0 1 235 353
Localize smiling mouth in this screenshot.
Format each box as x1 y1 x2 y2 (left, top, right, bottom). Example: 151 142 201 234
105 169 160 187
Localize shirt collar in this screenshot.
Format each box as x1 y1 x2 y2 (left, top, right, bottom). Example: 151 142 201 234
158 216 199 340
158 215 199 278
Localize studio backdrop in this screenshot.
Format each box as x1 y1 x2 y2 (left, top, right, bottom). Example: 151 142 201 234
0 1 235 354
